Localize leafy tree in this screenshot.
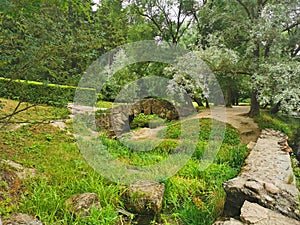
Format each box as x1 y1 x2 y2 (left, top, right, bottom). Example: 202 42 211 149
0 0 131 125
232 0 300 116
92 0 128 52
256 60 300 113
0 0 101 85
164 45 243 107
189 0 300 115
130 0 201 45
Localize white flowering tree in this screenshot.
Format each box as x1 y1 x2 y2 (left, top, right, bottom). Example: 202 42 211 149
256 61 300 113
232 0 300 116
186 0 300 115
164 46 243 107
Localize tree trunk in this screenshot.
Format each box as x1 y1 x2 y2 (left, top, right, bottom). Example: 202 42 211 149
270 101 281 114
248 39 261 117
205 98 210 108
233 97 239 106
225 87 232 107
192 96 204 107
232 91 239 106
248 90 260 117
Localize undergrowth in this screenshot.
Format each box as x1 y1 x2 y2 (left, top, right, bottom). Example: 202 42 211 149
0 101 249 225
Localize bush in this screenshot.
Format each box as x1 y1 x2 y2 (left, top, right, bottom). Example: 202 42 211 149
130 113 165 128
254 111 292 137
0 78 95 107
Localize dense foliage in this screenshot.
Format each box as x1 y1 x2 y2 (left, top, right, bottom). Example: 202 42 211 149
1 0 299 115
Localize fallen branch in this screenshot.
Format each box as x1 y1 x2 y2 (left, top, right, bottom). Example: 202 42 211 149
0 102 36 130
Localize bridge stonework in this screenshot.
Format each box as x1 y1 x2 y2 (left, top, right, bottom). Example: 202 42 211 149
96 98 193 137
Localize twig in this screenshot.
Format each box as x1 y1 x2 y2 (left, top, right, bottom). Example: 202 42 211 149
0 103 36 130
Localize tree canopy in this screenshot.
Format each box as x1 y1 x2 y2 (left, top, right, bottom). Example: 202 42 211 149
0 0 299 116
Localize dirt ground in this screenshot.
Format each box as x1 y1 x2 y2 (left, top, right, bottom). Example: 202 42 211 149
128 106 260 145
196 106 260 144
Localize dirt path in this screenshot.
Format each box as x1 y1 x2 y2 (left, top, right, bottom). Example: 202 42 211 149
196 106 260 144
127 106 260 145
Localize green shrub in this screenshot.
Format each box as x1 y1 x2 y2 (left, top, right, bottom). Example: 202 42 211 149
254 111 292 136
0 78 95 107
131 113 165 128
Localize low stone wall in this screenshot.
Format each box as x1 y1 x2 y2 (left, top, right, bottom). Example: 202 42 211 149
214 129 300 224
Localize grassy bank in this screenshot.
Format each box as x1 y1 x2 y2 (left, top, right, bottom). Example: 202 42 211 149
0 100 249 224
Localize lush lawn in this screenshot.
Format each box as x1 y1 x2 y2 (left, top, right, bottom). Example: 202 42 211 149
0 98 70 123
0 100 249 224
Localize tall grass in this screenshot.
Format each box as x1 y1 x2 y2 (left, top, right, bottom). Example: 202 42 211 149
0 112 248 224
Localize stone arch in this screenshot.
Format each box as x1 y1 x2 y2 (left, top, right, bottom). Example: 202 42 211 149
96 98 194 137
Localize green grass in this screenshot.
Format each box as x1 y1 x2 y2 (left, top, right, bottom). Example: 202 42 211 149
0 98 70 123
0 99 249 224
157 118 240 145
0 124 124 224
254 111 293 137
254 110 300 146
96 101 113 109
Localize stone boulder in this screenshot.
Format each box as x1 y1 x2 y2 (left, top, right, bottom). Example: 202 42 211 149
0 168 21 191
1 160 37 180
66 193 101 217
213 218 244 225
240 201 300 225
124 180 165 215
2 213 42 225
213 201 300 225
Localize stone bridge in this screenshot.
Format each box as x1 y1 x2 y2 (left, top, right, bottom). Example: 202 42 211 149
96 98 194 136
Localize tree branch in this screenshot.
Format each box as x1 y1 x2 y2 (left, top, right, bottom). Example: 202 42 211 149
235 0 252 20
177 19 192 41
175 1 183 42
0 103 36 130
292 45 300 57
283 21 300 32
137 9 165 37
